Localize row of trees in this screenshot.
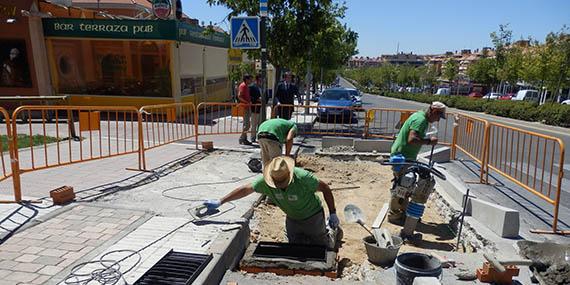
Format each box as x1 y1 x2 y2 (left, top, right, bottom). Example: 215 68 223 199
343 64 439 90
208 0 358 86
467 25 569 102
344 25 569 102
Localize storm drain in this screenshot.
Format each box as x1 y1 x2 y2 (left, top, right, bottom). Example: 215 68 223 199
252 241 327 262
134 250 212 285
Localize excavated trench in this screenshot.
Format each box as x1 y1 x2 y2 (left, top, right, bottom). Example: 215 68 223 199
242 153 489 281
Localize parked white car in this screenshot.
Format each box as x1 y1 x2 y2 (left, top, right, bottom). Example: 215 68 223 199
482 92 502 100
512 90 540 102
435 88 450 95
561 99 570 105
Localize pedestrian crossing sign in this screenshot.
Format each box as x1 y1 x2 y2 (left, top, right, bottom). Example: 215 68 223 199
231 16 260 49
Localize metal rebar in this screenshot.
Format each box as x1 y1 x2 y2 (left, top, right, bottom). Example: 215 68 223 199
456 188 470 251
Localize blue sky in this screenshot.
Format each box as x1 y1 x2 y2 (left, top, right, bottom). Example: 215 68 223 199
182 0 570 56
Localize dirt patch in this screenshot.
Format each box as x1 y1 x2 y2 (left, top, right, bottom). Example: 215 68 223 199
518 241 570 285
249 155 458 268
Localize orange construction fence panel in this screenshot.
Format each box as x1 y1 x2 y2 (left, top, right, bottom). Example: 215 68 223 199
9 105 140 201
365 108 454 146
483 122 565 233
273 104 365 137
138 102 197 170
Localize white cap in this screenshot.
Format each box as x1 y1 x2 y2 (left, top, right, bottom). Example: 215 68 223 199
430 101 447 119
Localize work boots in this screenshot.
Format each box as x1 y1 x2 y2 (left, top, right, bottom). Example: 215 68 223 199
239 138 252 145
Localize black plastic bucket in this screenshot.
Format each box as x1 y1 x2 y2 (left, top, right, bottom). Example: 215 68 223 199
395 252 442 285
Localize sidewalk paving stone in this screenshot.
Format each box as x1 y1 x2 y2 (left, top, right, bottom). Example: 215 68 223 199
0 205 146 284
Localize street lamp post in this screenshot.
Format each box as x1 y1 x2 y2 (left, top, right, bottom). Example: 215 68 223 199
260 0 268 122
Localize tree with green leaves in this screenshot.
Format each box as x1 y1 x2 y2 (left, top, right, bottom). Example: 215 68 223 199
443 58 459 93
207 0 358 87
467 57 498 90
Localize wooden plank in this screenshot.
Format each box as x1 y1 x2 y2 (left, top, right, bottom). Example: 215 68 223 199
372 203 389 229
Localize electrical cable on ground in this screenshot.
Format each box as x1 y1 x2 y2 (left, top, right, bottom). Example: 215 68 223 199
63 172 257 285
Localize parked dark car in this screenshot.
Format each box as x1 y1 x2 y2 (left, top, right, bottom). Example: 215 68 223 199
317 88 358 123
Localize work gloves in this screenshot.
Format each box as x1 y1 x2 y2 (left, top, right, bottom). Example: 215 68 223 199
203 199 221 210
328 213 340 229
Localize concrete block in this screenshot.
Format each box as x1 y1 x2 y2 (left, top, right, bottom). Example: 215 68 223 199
353 139 392 152
434 172 476 211
468 197 519 238
321 137 354 148
422 146 451 163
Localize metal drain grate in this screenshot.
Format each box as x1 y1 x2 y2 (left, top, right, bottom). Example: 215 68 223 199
252 241 327 262
134 250 212 285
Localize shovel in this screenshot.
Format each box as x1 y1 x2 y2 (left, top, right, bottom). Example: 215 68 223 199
344 204 384 246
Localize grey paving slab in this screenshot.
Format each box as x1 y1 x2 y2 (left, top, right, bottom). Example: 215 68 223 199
0 205 146 284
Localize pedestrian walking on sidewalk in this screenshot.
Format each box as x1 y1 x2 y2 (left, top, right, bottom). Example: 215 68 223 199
256 118 297 167
249 74 263 143
387 101 446 224
203 156 342 249
238 74 253 145
275 72 298 120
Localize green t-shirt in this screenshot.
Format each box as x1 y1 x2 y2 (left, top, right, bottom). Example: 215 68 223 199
257 118 297 144
390 110 429 160
252 167 322 220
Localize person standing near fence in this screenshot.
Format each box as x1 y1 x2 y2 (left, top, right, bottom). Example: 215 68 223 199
257 118 297 167
238 74 253 145
275 72 298 120
249 74 263 143
387 101 446 224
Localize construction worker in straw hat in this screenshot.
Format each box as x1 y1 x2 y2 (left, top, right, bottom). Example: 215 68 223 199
387 101 447 224
203 156 341 249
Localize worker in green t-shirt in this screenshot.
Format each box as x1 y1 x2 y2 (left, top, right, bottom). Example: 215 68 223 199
256 118 297 167
388 101 447 223
203 156 341 249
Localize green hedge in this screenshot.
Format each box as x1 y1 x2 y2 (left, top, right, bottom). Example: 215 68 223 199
347 80 570 127
376 91 570 127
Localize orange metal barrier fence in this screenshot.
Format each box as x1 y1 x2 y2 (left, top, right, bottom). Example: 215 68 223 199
365 108 454 145
0 102 566 234
452 114 489 165
138 103 197 170
9 106 140 201
483 122 565 233
196 102 269 136
0 108 13 183
273 104 366 137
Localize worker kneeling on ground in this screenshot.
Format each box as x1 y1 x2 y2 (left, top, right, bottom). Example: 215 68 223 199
203 156 341 249
257 118 297 167
388 101 446 224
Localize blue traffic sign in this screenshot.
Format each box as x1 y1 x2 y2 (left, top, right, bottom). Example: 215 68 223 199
260 0 268 17
231 16 260 49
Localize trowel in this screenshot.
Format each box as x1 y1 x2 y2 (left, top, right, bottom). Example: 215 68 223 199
344 204 384 245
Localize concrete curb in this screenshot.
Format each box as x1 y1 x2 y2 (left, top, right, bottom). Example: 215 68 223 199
195 221 251 285
418 151 520 238
195 194 266 284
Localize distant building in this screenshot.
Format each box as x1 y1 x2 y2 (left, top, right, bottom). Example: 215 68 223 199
380 52 424 66
347 56 381 68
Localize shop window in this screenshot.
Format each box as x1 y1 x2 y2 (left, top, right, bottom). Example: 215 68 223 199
58 56 72 76
0 39 32 88
51 39 171 97
181 76 203 96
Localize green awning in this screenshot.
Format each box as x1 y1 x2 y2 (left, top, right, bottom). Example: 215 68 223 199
42 18 229 48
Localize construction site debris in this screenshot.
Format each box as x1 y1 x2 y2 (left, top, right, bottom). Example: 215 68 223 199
517 241 570 285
